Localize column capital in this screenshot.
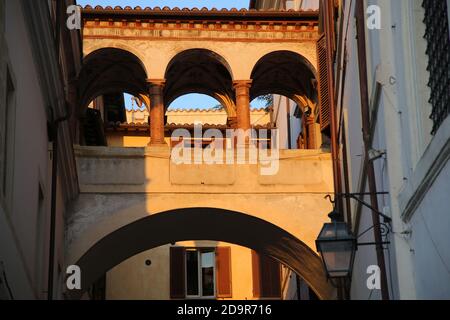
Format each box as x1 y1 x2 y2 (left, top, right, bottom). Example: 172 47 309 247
146 79 166 88
233 80 252 90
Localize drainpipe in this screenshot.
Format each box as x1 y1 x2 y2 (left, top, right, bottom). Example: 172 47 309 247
47 112 70 300
354 0 390 300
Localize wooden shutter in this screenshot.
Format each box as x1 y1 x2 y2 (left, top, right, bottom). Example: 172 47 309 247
251 250 261 298
317 33 331 131
252 251 281 298
170 247 185 299
260 254 281 298
216 247 232 298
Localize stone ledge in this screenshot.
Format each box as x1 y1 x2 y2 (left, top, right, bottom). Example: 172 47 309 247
399 115 450 221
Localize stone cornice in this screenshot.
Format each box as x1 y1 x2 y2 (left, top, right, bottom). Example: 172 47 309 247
82 6 319 43
83 21 319 43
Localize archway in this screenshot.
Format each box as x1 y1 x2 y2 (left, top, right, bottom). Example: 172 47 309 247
251 51 319 149
78 48 148 113
77 48 149 145
66 208 335 300
164 49 235 117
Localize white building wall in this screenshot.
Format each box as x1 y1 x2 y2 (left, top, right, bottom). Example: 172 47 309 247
0 0 51 299
341 0 450 299
408 158 450 299
272 95 302 149
0 0 75 300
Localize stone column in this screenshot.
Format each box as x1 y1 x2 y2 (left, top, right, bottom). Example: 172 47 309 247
306 115 316 149
233 80 252 146
147 79 166 146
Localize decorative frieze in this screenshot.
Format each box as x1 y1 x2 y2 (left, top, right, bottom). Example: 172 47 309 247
82 6 319 42
83 23 319 42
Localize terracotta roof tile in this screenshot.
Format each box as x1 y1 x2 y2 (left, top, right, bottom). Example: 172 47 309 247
166 107 268 113
106 121 272 130
81 5 318 14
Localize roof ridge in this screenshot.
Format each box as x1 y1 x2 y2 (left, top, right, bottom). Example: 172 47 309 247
81 5 318 13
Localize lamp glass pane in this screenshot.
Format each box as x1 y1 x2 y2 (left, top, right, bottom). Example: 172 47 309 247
320 240 354 278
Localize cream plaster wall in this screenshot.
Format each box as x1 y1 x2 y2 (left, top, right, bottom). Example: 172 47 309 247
67 146 333 268
106 241 257 300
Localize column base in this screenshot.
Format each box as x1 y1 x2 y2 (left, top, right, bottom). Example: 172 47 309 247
146 141 169 151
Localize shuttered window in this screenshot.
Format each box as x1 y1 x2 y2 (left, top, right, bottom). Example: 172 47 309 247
317 33 331 132
251 251 281 298
170 246 232 299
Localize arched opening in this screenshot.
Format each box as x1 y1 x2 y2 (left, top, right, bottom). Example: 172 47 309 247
164 49 235 117
77 48 149 146
251 94 312 150
66 208 335 300
96 241 319 300
251 51 319 149
165 93 228 148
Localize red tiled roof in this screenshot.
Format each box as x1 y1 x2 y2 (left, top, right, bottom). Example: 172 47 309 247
167 107 268 113
81 5 319 20
105 121 272 131
82 5 318 12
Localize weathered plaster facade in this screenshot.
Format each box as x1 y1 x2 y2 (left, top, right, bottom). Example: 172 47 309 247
66 5 335 300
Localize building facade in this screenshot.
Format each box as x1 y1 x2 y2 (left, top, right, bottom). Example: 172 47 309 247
66 4 336 300
328 0 450 299
0 0 81 299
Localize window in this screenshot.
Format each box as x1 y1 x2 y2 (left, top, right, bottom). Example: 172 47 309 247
170 246 232 299
422 0 450 134
185 249 215 298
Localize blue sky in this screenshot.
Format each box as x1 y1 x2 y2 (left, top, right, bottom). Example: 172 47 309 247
126 93 267 111
79 0 266 110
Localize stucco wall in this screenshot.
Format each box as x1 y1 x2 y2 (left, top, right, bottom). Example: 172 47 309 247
67 146 333 269
408 159 450 298
0 1 56 299
83 28 318 81
106 241 257 300
339 0 449 300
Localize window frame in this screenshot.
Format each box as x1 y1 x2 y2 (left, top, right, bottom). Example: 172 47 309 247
184 247 216 299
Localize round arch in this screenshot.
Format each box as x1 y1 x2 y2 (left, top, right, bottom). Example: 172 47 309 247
164 49 236 116
250 50 318 113
83 42 149 75
66 208 335 300
78 47 149 113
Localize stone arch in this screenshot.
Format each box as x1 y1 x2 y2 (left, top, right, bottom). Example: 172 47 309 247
66 207 335 300
78 47 149 113
250 50 318 113
164 49 236 116
83 42 149 75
